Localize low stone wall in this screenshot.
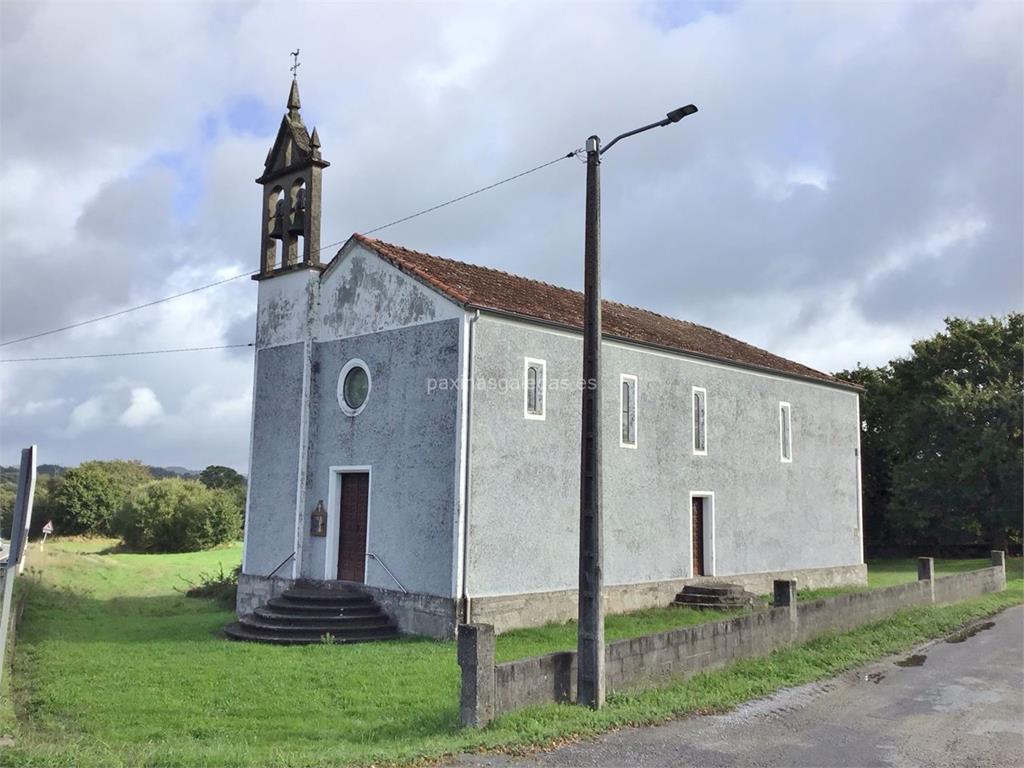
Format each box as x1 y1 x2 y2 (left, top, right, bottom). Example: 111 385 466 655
934 563 1005 604
457 553 1007 727
469 563 867 633
236 572 293 615
356 583 457 639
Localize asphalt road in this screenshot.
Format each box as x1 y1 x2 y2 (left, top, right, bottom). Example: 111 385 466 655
457 605 1024 768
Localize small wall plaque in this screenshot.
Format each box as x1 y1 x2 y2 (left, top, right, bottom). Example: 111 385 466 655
310 500 327 537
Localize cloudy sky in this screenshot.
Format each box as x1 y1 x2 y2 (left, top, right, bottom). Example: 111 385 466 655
0 0 1020 471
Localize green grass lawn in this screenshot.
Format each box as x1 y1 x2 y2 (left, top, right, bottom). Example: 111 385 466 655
2 540 1020 767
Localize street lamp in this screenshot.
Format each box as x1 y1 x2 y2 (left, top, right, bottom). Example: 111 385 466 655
577 104 698 709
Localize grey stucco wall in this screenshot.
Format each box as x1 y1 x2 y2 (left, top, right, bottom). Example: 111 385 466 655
245 342 304 576
300 319 461 597
466 314 863 598
316 244 462 341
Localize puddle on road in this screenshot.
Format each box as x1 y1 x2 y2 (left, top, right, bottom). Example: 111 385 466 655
946 621 995 644
888 619 995 669
864 671 886 684
895 654 927 668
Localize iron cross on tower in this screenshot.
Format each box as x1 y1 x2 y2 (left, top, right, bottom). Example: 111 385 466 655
290 49 301 78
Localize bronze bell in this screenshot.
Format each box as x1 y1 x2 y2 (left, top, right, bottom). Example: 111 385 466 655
269 198 286 240
288 188 306 235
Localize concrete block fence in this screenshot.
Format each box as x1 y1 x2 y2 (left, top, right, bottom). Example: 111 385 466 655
458 552 1007 727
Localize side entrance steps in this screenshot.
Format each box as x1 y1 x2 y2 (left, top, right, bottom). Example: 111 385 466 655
225 585 399 645
673 583 759 610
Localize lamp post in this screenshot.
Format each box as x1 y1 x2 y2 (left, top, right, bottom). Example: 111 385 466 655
577 104 698 709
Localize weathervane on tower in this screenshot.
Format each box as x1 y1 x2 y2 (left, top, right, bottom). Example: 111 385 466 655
290 48 301 79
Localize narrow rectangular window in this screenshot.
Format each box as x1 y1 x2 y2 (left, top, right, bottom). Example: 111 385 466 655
524 358 546 420
779 401 792 462
620 374 637 448
692 387 707 455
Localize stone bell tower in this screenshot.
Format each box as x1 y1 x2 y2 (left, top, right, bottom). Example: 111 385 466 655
255 78 329 275
244 76 330 585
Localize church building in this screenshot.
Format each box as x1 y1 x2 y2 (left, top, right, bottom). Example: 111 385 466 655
232 81 866 642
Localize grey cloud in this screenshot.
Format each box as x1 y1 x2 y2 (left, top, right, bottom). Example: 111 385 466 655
75 167 179 245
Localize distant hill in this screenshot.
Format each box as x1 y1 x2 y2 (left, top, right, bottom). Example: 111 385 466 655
1 463 206 480
150 466 202 479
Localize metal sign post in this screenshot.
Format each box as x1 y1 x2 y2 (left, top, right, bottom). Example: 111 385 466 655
0 446 37 693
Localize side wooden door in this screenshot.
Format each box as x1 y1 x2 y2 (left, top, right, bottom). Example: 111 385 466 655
692 497 705 577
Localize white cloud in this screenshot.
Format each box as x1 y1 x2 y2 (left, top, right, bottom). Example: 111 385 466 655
19 398 68 417
119 388 165 428
753 163 831 201
68 397 106 435
866 211 990 282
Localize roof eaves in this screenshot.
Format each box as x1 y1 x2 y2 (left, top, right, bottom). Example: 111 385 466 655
467 304 862 393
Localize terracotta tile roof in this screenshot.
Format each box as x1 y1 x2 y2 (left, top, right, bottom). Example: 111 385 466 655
350 234 852 389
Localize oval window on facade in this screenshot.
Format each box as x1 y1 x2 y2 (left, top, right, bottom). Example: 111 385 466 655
338 359 371 416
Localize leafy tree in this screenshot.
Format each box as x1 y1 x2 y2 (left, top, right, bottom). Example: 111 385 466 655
115 478 241 552
50 460 152 535
2 472 64 539
0 481 15 539
837 314 1023 553
199 465 247 523
199 465 245 491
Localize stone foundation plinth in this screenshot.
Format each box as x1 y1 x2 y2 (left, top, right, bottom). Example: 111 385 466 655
468 563 868 634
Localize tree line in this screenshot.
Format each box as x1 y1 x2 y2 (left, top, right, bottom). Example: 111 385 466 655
0 462 245 553
837 314 1022 555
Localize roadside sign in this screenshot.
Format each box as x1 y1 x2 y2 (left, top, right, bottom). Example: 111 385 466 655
42 521 53 535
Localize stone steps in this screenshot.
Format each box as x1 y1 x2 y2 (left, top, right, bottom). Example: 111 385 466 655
224 623 399 645
226 585 399 645
277 587 374 604
673 582 758 610
253 605 380 622
263 596 377 615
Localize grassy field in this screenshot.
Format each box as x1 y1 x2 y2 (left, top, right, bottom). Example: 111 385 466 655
1 540 1020 767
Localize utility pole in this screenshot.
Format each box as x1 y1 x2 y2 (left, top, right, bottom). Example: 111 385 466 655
576 105 698 710
577 134 604 708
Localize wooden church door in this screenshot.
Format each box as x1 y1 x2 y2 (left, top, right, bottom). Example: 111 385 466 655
692 497 705 577
338 473 369 582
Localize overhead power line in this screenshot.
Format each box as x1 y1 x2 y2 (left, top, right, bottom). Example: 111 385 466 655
0 272 258 348
361 150 580 235
0 343 254 363
0 148 580 350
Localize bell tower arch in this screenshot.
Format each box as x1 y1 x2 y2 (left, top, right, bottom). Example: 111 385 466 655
256 78 329 276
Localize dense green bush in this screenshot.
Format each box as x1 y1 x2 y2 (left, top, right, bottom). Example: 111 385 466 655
198 465 247 523
50 460 152 535
115 478 241 553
